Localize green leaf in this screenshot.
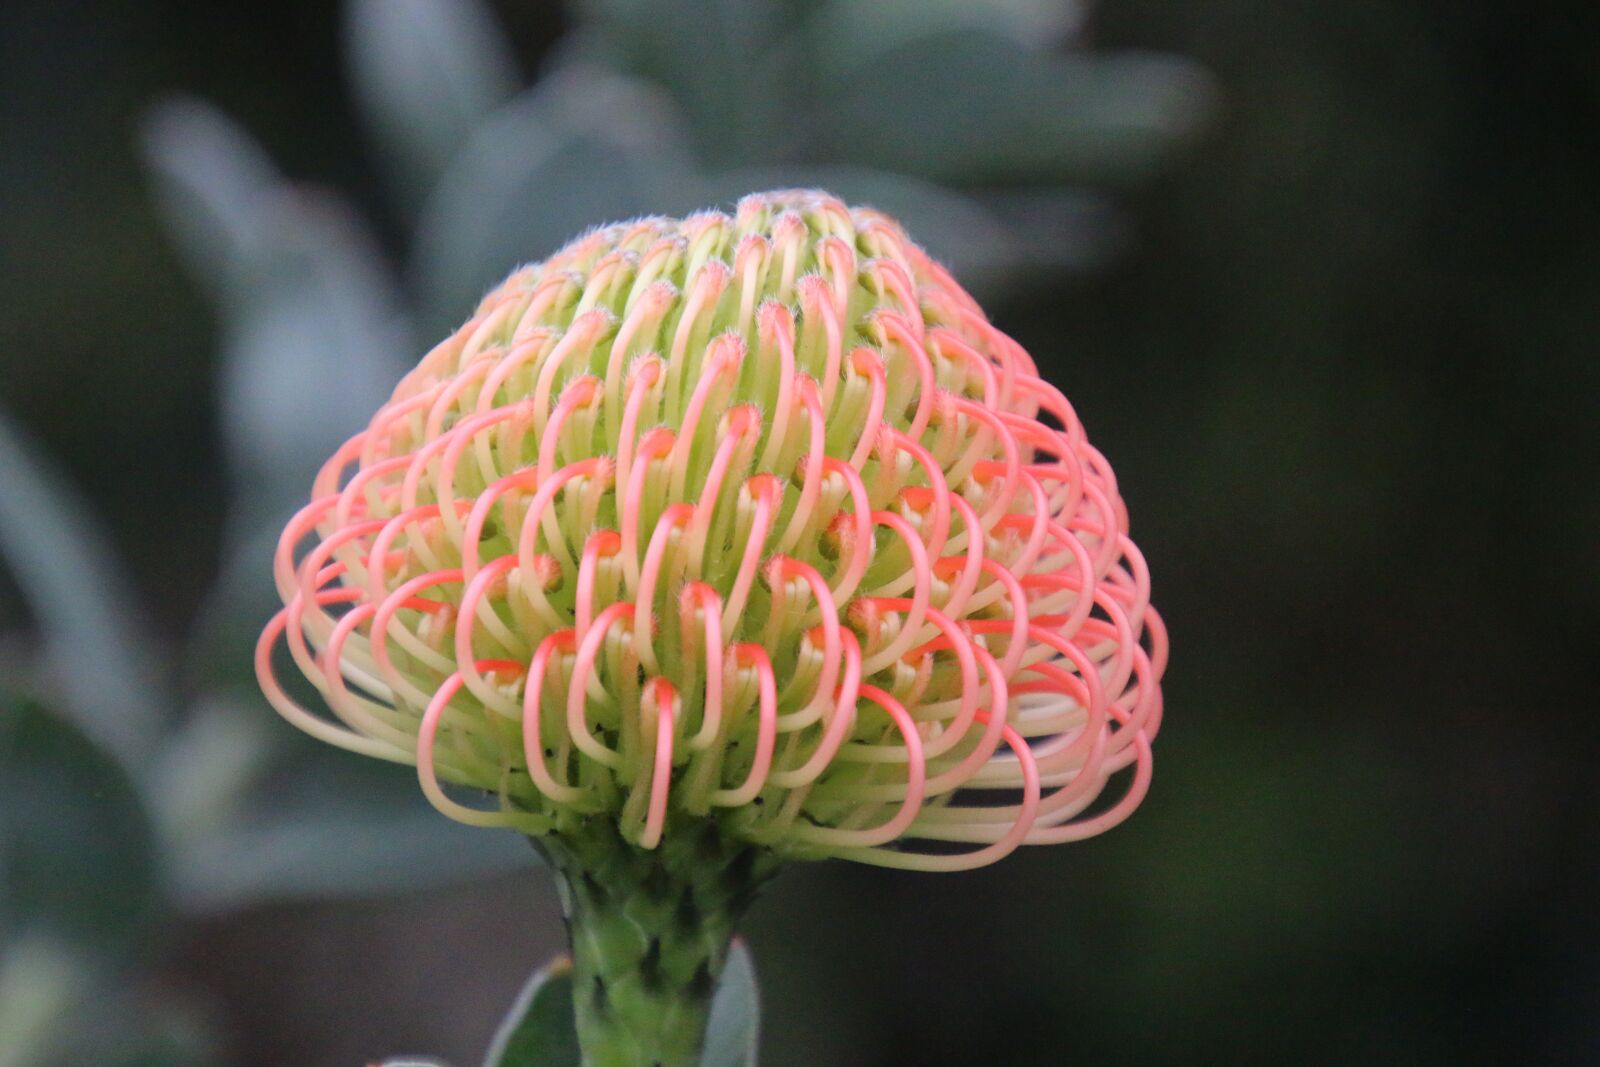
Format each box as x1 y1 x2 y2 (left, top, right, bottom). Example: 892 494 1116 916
482 955 579 1067
345 0 520 211
701 939 760 1067
0 696 161 960
817 29 1215 186
412 65 698 330
0 414 169 765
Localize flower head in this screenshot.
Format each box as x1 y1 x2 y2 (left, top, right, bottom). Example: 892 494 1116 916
258 190 1165 871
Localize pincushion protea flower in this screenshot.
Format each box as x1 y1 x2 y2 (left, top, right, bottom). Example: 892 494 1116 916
258 189 1165 1063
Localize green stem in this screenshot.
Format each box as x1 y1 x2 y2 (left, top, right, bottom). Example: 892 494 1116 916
536 817 779 1067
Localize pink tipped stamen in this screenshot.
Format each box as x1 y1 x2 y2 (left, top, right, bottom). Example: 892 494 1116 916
786 683 925 849
678 582 725 752
522 629 586 806
418 664 545 830
567 602 634 769
709 644 779 808
638 677 678 850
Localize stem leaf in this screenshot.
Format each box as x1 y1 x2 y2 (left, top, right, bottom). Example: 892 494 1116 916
482 941 760 1066
701 939 760 1067
482 955 579 1067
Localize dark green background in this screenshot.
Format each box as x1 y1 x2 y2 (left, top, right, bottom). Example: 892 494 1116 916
2 2 1596 1064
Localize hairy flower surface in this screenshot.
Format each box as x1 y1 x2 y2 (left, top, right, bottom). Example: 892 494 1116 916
258 190 1166 871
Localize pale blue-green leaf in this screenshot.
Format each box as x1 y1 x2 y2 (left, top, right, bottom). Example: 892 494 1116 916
972 186 1125 275
139 96 281 294
0 697 161 958
818 30 1216 186
145 695 277 853
0 415 168 763
692 166 1024 295
216 189 413 539
167 743 531 910
141 96 413 540
701 939 760 1067
412 65 698 330
571 0 791 166
812 0 1085 67
141 92 412 535
481 955 578 1067
170 807 531 910
345 0 520 211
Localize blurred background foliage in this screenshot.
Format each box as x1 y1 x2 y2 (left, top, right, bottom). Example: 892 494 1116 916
1 1 1596 1065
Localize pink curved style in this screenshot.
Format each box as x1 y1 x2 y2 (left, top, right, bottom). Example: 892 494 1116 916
257 190 1166 871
